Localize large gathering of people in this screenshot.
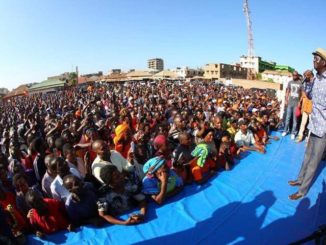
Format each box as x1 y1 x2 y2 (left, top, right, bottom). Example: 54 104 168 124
0 72 316 243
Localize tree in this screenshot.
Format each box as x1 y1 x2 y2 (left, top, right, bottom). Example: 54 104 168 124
68 72 78 86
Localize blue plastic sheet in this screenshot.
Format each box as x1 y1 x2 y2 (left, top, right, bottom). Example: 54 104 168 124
28 133 326 244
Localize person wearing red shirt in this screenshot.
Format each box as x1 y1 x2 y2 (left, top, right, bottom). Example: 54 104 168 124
0 185 29 236
25 190 73 237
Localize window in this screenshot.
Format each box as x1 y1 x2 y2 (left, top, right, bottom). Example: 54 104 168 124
222 65 224 69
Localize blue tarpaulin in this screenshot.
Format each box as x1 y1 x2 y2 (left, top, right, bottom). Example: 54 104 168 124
28 133 326 244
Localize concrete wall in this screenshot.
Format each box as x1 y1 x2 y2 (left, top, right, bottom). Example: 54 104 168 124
220 78 281 90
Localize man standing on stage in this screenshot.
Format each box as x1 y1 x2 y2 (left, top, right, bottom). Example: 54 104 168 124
288 48 326 200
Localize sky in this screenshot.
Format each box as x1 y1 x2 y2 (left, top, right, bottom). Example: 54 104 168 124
0 0 325 90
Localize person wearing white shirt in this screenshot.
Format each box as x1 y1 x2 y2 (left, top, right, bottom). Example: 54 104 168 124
50 157 82 202
91 140 133 183
234 119 265 154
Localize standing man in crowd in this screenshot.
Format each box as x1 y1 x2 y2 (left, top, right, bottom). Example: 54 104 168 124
289 48 326 200
296 70 314 143
282 71 303 140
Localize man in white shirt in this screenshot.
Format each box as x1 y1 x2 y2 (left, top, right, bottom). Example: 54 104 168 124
234 119 265 153
91 140 133 183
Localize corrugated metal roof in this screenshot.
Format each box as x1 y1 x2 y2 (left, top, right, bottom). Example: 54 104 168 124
29 79 66 91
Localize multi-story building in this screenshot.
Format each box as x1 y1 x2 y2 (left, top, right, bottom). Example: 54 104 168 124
148 58 164 71
203 63 248 80
240 56 294 75
240 56 276 73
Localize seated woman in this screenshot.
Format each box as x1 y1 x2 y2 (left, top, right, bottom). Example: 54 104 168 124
97 165 147 225
25 190 73 237
142 156 183 204
190 128 217 184
113 121 132 159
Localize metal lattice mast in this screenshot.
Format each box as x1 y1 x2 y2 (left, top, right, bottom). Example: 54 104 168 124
243 0 254 58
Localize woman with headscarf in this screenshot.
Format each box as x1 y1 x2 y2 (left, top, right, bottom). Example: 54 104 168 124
141 156 183 204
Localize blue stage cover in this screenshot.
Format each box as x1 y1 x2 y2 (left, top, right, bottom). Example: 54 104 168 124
28 133 326 244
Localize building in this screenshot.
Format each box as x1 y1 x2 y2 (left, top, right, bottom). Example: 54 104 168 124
29 79 67 94
171 67 204 79
152 70 178 80
108 69 122 75
274 65 295 73
203 63 248 80
240 56 276 73
148 58 164 71
2 85 29 100
262 70 292 84
240 56 295 75
127 70 157 81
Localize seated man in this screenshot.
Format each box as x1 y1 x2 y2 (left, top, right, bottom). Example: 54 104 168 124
91 140 134 183
25 190 73 237
97 165 146 225
142 156 183 204
234 119 265 154
63 175 100 226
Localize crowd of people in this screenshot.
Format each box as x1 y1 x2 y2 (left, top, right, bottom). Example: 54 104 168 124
0 76 310 244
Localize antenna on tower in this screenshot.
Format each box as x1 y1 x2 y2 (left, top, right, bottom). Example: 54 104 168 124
243 0 256 79
243 0 254 58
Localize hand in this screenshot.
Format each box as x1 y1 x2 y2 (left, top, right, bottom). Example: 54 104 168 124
67 224 75 232
124 216 139 225
127 149 134 163
130 213 144 223
71 193 80 202
27 209 34 219
84 151 91 167
36 230 45 238
157 170 168 183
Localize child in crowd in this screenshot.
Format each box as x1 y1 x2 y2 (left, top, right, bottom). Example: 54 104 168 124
97 165 147 225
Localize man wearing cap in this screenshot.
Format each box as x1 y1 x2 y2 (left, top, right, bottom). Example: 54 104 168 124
289 48 326 200
282 71 303 140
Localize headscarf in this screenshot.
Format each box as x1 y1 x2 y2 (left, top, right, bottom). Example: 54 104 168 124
143 156 165 175
153 135 166 150
191 143 209 167
113 123 129 145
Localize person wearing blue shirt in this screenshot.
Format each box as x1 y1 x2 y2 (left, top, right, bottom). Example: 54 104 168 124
289 48 326 200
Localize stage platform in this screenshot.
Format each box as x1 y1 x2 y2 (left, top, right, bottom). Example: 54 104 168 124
28 132 326 245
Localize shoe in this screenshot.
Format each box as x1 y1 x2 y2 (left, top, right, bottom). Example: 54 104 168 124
295 136 303 143
288 180 301 186
282 132 287 137
289 192 304 200
291 134 295 140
